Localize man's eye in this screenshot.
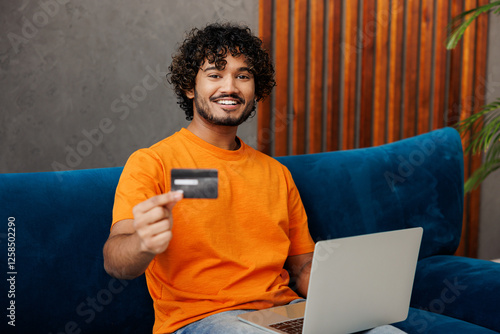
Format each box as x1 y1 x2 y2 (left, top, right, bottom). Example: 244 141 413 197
208 74 220 78
238 75 251 80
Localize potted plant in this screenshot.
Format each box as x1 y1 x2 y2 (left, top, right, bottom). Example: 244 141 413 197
447 1 500 192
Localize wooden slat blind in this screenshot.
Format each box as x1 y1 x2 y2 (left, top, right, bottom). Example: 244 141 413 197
359 0 375 149
293 0 308 155
457 0 489 257
274 0 290 156
373 0 390 146
432 0 449 131
326 0 342 151
343 0 358 150
417 0 434 135
257 0 273 154
309 0 325 153
258 0 489 258
388 0 404 143
403 0 420 138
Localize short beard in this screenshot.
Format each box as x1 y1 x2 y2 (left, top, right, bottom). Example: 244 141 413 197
194 90 256 126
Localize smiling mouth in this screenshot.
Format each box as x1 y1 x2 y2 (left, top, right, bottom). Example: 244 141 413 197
211 94 244 107
216 100 239 106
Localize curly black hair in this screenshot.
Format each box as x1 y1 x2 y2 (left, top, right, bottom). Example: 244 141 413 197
167 22 276 120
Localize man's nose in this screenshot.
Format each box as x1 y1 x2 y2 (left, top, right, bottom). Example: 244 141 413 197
220 76 239 94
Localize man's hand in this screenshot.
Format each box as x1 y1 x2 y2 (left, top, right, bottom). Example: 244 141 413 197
103 191 183 279
133 191 184 254
286 252 313 298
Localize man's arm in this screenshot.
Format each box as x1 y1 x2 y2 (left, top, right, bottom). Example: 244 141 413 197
103 191 183 280
285 252 313 298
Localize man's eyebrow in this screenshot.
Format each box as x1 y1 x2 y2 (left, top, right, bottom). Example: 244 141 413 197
238 67 252 72
201 66 253 73
202 66 218 72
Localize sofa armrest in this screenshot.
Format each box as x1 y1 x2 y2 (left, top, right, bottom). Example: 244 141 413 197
410 255 500 332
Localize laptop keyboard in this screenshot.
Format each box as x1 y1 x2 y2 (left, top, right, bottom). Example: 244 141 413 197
269 318 304 334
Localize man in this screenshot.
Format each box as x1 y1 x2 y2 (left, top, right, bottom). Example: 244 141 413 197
103 23 405 334
103 23 314 333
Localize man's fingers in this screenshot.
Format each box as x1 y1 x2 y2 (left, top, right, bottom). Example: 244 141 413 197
133 191 183 216
165 190 183 211
154 217 172 235
131 191 183 255
140 229 173 254
145 206 170 224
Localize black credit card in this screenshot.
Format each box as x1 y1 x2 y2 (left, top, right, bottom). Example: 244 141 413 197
170 169 218 199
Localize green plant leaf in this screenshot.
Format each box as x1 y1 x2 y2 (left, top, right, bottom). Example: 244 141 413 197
486 139 500 162
464 159 500 192
456 98 500 155
446 1 500 49
448 2 500 193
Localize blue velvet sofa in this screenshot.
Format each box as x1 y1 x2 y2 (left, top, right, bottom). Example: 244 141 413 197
1 127 499 333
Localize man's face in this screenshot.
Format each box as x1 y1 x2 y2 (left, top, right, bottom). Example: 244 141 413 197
186 54 256 126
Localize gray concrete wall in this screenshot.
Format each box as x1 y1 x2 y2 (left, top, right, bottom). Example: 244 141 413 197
478 11 500 260
0 0 258 173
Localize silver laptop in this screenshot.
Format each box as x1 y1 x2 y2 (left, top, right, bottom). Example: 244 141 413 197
238 227 423 334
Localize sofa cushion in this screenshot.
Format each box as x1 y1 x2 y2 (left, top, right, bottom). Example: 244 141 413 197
410 255 500 332
394 307 499 333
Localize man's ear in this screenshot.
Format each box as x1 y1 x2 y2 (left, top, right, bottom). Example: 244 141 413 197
185 89 194 99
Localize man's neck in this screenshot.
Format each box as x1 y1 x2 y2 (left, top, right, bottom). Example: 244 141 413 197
186 117 240 151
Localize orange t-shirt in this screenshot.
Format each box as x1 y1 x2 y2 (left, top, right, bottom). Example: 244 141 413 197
112 128 315 333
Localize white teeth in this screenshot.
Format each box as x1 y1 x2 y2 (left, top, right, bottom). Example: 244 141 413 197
217 100 238 105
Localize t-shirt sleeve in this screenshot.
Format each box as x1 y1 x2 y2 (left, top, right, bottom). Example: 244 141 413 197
112 149 166 228
283 166 316 256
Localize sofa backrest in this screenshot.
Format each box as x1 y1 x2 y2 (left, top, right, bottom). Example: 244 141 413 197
0 167 153 333
0 127 463 333
276 127 464 259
